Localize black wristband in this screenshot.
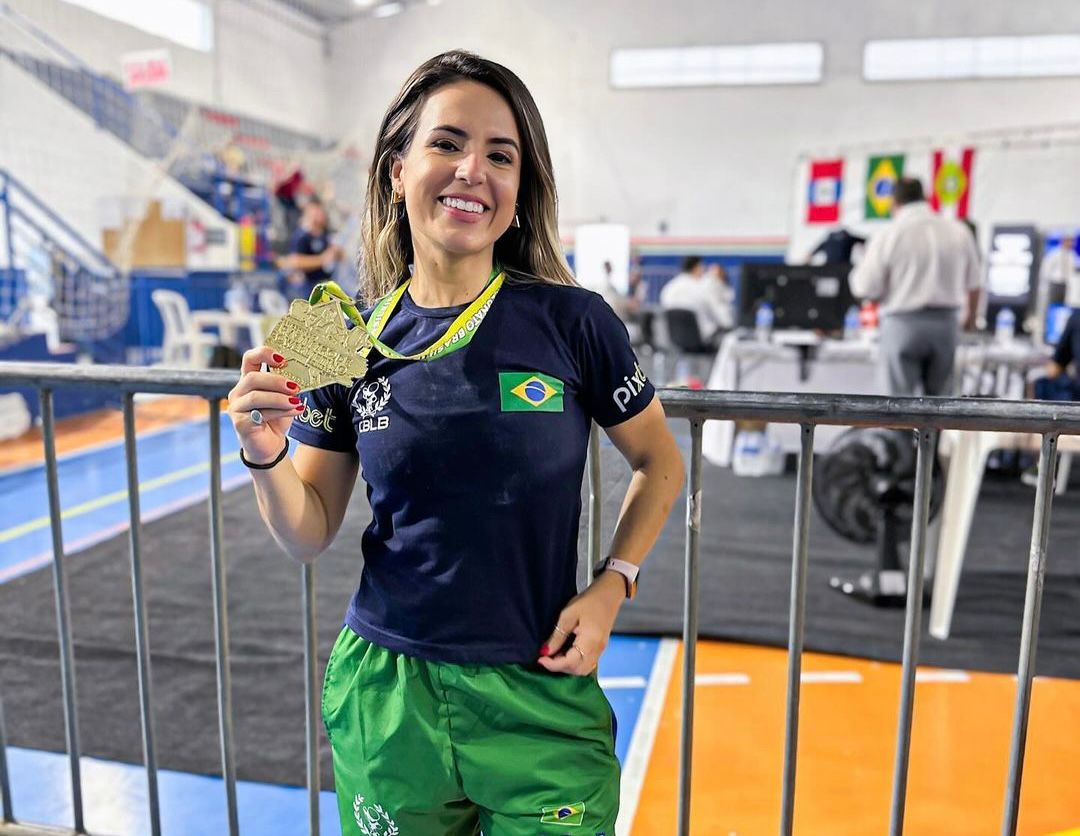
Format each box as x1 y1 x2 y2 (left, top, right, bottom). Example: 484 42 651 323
240 439 289 470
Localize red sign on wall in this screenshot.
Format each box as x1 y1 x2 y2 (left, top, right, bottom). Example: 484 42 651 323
122 50 172 90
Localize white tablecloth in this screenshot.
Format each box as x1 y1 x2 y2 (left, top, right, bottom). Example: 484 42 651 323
701 331 1050 467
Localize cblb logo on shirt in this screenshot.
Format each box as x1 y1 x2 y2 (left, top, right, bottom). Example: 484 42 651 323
351 376 392 434
612 362 648 413
499 371 564 412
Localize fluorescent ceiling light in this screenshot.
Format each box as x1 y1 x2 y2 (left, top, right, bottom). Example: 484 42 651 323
372 1 404 17
352 0 378 7
611 43 823 88
864 35 1080 81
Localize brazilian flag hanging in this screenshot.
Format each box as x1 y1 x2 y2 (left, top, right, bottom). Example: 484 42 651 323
865 154 905 219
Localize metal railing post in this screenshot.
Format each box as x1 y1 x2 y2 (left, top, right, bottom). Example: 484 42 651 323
39 388 84 833
302 563 320 836
0 693 12 823
122 394 161 836
889 428 937 835
1002 432 1059 835
1 172 13 273
677 419 704 836
207 398 239 835
780 423 815 835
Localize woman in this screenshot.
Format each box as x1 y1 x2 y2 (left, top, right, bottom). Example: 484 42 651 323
227 50 683 835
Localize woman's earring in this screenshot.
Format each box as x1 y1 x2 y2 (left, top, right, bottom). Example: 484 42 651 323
511 204 521 228
392 190 406 220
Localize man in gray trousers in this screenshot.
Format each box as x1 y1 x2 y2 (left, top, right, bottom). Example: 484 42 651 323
850 177 982 396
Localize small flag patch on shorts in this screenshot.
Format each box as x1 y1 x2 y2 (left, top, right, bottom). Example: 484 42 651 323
540 801 585 826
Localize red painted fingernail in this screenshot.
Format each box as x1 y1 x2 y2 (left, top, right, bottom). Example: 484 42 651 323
289 396 301 405
272 353 285 363
295 404 305 411
286 381 299 391
539 645 550 657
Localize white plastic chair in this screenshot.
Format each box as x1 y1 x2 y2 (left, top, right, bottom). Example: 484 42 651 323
929 429 1080 640
258 288 289 316
0 392 32 441
151 289 230 368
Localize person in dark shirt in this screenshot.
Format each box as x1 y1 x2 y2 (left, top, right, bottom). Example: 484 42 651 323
810 227 866 265
278 199 343 299
1038 309 1080 400
227 50 683 835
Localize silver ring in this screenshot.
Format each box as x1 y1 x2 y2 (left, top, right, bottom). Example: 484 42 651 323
553 625 568 637
571 646 586 662
250 409 264 425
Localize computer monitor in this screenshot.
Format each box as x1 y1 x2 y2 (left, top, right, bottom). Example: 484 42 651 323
737 263 856 331
984 224 1040 336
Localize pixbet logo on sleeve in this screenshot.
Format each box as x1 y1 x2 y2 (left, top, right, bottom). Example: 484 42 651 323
612 362 648 413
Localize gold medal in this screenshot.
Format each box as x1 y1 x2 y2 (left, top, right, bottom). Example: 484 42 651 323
265 299 370 392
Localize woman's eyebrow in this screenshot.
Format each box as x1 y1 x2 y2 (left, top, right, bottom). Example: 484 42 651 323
430 124 519 153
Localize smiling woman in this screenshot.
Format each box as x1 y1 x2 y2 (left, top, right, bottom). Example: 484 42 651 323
360 51 576 306
226 49 684 836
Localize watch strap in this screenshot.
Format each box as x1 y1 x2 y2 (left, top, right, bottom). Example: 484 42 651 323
594 557 639 599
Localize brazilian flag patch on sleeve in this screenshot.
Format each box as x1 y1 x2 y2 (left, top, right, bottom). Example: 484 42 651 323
539 801 585 826
499 371 564 412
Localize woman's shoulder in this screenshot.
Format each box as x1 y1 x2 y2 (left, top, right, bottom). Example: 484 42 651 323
503 279 606 315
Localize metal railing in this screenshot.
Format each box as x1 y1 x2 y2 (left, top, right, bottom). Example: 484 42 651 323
2 361 1080 836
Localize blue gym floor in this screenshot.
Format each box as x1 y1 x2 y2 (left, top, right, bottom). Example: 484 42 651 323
0 419 662 834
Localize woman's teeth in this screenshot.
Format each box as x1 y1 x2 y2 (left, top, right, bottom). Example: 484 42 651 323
441 197 485 214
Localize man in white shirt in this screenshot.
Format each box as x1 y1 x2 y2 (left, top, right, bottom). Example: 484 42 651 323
850 178 982 396
660 256 733 347
1040 234 1079 304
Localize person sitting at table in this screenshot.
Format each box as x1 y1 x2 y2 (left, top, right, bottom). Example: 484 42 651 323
660 256 733 348
1035 308 1080 401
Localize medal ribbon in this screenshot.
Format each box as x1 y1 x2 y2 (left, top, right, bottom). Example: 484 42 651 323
309 267 503 363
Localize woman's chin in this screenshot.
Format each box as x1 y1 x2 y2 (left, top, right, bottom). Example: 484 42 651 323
430 234 496 258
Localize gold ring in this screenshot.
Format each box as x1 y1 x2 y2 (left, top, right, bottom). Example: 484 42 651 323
553 625 568 637
572 646 586 662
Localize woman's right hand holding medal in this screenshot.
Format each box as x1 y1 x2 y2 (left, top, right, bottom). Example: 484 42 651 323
227 347 305 464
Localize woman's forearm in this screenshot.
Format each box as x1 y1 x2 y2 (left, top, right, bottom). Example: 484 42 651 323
606 447 685 568
250 459 333 563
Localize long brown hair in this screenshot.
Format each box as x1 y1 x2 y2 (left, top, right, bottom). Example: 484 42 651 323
359 50 575 305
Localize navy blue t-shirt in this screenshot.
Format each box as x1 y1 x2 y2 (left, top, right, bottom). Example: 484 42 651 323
289 228 333 289
287 280 654 664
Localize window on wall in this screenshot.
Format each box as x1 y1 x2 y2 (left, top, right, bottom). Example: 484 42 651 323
610 43 824 89
864 35 1080 81
62 0 214 52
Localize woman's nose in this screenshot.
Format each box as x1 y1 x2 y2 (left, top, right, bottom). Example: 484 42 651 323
456 153 485 184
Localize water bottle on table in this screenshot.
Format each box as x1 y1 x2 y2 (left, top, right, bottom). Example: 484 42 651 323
994 307 1015 345
755 301 774 342
843 304 860 340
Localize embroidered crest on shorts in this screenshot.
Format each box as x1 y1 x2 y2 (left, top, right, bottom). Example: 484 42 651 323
353 795 399 835
539 800 585 826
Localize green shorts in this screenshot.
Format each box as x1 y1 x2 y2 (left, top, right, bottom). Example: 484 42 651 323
322 626 620 835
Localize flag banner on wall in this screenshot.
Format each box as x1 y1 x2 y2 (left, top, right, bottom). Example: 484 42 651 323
930 147 975 218
865 154 905 219
806 159 843 223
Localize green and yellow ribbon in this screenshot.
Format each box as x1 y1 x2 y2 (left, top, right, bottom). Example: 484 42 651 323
309 267 503 364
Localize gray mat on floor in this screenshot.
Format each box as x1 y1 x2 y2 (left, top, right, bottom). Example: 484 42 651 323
2 437 1078 789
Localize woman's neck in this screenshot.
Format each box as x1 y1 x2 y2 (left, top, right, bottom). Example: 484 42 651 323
409 248 494 308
